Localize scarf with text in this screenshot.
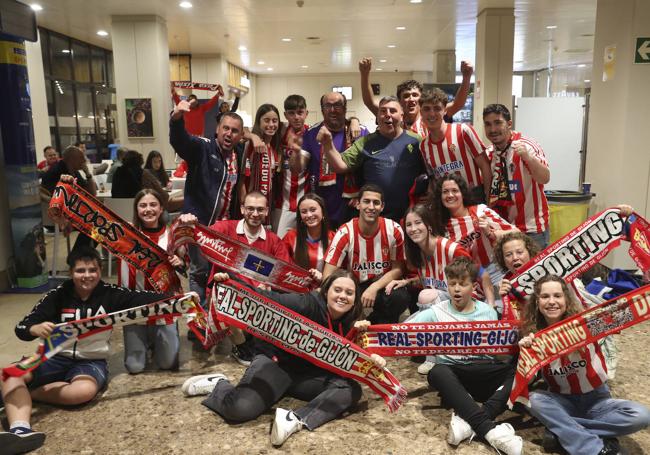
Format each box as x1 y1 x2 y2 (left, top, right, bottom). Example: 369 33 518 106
48 180 181 293
2 294 198 380
509 284 650 407
488 145 514 216
502 208 650 320
172 81 220 91
214 280 407 411
354 321 520 357
168 221 314 293
249 143 278 226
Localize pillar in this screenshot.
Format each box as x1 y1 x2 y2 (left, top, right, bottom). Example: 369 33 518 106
585 0 650 268
432 50 456 83
474 5 514 136
25 30 51 158
111 15 174 165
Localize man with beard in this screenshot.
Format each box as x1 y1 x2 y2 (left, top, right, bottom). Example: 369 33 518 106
292 92 368 228
319 96 424 222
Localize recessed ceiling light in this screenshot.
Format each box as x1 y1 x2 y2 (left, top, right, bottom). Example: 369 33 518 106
281 38 292 42
238 45 247 51
257 60 265 65
179 1 192 8
379 59 387 63
396 26 406 30
301 65 309 69
578 64 587 68
97 30 109 37
409 0 422 3
387 44 396 48
62 49 70 54
546 25 557 29
30 4 42 11
584 79 591 82
267 67 274 71
376 68 383 71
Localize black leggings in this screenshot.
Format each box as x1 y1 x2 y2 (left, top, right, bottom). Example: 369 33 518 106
360 281 412 325
427 361 515 438
202 355 362 430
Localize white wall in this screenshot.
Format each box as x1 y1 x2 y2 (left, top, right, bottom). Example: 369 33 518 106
254 71 423 131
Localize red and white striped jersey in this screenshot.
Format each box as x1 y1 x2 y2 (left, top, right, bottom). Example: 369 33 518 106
118 225 175 325
409 115 428 139
215 149 239 221
417 237 471 291
542 343 608 395
283 228 335 272
277 125 310 211
446 204 514 267
325 217 405 283
420 123 486 188
486 131 549 234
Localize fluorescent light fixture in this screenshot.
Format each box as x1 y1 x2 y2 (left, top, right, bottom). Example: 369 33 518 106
97 30 109 37
257 60 265 65
396 26 406 30
238 45 247 51
281 38 292 42
30 4 42 11
62 49 70 54
179 1 192 8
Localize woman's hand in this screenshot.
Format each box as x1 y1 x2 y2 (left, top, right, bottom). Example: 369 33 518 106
519 333 535 349
187 291 200 306
498 279 512 297
617 204 634 217
385 279 407 295
178 213 198 226
60 174 75 184
169 255 184 268
353 320 371 332
370 353 386 368
213 272 230 283
29 321 56 339
257 283 271 291
309 268 323 283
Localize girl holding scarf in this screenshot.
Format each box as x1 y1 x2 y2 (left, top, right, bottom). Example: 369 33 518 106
282 193 334 283
181 269 384 447
117 189 185 373
519 275 650 455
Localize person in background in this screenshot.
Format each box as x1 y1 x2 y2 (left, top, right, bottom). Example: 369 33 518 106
215 94 240 126
37 146 60 175
145 150 171 189
107 147 127 184
171 84 224 136
75 141 108 175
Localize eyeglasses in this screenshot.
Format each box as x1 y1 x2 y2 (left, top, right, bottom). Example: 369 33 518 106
244 206 268 214
322 102 345 111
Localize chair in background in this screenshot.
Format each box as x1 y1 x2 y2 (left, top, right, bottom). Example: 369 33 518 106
103 197 135 277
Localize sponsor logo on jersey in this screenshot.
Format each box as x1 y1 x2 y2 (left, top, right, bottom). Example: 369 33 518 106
434 160 464 178
508 180 522 193
352 261 391 273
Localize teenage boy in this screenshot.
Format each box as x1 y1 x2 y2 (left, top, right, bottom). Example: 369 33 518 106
483 103 550 249
419 89 492 201
0 247 173 455
323 184 409 324
409 257 522 455
272 94 311 237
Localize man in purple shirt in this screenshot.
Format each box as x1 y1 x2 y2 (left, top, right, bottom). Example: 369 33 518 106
292 92 367 227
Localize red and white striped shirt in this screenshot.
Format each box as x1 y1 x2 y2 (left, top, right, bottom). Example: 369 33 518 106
446 204 514 267
542 343 608 395
417 237 471 292
409 116 428 139
277 124 310 211
283 229 335 272
215 149 239 221
487 131 549 233
325 217 405 283
118 226 175 325
420 123 486 188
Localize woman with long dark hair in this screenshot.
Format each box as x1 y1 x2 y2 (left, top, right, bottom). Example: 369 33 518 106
282 193 333 282
144 150 170 189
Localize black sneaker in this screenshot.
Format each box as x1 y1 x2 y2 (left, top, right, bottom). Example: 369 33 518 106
599 438 623 455
231 341 254 366
542 428 561 453
0 427 46 454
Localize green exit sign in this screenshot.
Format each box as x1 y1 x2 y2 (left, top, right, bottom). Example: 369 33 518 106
635 37 650 64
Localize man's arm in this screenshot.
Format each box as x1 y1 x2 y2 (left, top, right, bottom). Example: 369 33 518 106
359 57 379 116
318 125 350 173
200 85 224 112
322 262 340 281
476 153 493 200
230 96 240 113
515 143 550 184
170 99 203 162
360 261 405 308
446 61 473 118
15 289 62 341
171 84 181 105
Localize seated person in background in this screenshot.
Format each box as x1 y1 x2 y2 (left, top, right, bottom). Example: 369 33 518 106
144 150 171 189
112 150 183 212
172 158 188 178
0 247 175 455
76 141 108 175
107 146 127 183
410 257 522 455
520 275 650 455
37 146 59 175
323 184 410 324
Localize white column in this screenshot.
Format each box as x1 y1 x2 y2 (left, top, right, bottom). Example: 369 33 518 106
432 50 456 83
111 15 173 164
25 30 51 157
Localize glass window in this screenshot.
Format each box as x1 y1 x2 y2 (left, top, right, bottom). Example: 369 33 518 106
49 34 72 80
53 80 77 146
40 29 51 76
107 53 114 87
72 42 90 82
91 48 106 83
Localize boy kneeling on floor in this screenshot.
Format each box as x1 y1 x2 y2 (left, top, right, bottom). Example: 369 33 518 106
0 246 170 454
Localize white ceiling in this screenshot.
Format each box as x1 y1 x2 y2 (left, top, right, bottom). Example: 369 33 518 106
27 0 597 75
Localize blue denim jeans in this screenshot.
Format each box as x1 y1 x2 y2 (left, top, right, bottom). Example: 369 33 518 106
529 384 650 455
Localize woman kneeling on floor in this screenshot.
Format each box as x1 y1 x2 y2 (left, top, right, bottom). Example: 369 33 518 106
181 269 384 447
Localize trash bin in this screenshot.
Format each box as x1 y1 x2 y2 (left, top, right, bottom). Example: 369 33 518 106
546 191 594 243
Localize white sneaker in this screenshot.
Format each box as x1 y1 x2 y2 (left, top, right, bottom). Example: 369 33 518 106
447 412 476 446
270 407 302 446
485 423 523 455
181 373 227 396
417 360 435 375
